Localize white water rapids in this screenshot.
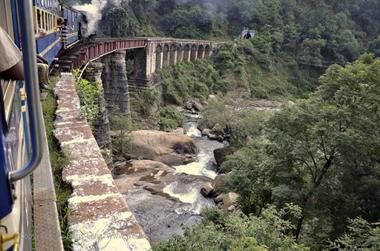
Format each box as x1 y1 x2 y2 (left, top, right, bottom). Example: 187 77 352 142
162 122 224 214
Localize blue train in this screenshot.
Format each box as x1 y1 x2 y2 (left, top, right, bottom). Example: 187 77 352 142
34 0 88 65
0 0 87 250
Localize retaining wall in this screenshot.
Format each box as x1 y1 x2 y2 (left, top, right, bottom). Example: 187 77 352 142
53 73 151 251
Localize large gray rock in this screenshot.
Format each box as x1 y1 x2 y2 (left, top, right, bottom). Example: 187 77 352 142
129 130 198 162
184 100 204 112
200 183 216 197
213 146 235 167
213 173 229 193
222 192 239 208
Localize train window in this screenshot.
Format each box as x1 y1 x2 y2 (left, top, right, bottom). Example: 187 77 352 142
45 12 48 31
37 9 41 30
0 79 17 133
47 14 51 32
0 0 14 37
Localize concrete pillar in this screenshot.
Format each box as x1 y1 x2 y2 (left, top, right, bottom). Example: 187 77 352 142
82 61 112 148
101 51 130 115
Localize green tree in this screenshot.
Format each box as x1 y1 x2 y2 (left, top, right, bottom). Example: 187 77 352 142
110 115 134 158
99 5 140 37
154 206 308 251
329 218 380 250
223 55 380 247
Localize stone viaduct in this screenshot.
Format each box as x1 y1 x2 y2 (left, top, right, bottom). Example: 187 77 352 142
58 37 218 147
60 37 216 79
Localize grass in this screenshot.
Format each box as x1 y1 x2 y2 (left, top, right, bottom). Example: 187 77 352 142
41 76 72 250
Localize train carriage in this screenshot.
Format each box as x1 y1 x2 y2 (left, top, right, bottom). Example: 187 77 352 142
34 0 62 66
33 0 85 66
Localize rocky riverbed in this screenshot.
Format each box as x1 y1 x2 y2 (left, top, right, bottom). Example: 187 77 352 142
114 118 225 242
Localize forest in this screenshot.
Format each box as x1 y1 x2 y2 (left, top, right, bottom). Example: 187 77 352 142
70 0 380 250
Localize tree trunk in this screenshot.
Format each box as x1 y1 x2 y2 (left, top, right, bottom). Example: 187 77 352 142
295 155 334 240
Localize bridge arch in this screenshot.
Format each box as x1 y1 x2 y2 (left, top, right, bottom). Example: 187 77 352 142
190 44 198 61
155 44 163 70
205 45 212 58
183 44 191 62
163 44 170 67
198 45 205 59
176 44 183 63
169 44 177 65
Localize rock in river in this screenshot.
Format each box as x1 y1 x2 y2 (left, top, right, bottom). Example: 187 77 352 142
129 130 198 164
214 146 235 167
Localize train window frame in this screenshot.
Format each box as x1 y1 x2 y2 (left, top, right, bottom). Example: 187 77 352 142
0 79 18 134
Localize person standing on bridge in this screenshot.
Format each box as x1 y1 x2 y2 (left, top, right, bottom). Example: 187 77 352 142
62 19 69 48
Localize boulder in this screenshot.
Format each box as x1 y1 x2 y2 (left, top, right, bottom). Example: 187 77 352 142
129 130 198 161
214 193 224 203
174 141 198 155
227 205 236 212
184 100 204 112
202 128 218 141
192 101 203 112
172 128 184 135
114 160 174 193
222 192 239 208
213 173 228 193
210 124 225 138
200 183 215 197
158 153 196 166
184 101 194 111
214 146 235 167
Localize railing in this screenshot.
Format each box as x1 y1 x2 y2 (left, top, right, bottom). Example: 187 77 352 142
64 39 147 70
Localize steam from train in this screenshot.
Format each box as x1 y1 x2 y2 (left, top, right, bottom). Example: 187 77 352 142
73 0 121 35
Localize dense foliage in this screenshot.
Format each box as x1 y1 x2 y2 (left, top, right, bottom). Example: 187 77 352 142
222 55 380 248
155 206 308 251
159 106 182 130
98 0 380 67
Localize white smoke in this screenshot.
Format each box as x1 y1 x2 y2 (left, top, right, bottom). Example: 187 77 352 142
74 0 121 35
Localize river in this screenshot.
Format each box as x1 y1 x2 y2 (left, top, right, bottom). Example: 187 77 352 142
124 120 225 242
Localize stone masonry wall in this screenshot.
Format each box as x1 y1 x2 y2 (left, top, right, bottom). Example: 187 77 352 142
54 73 151 251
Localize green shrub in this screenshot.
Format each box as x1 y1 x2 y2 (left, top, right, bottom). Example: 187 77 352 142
73 70 101 125
130 87 160 117
159 106 182 130
110 115 134 157
154 206 308 251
